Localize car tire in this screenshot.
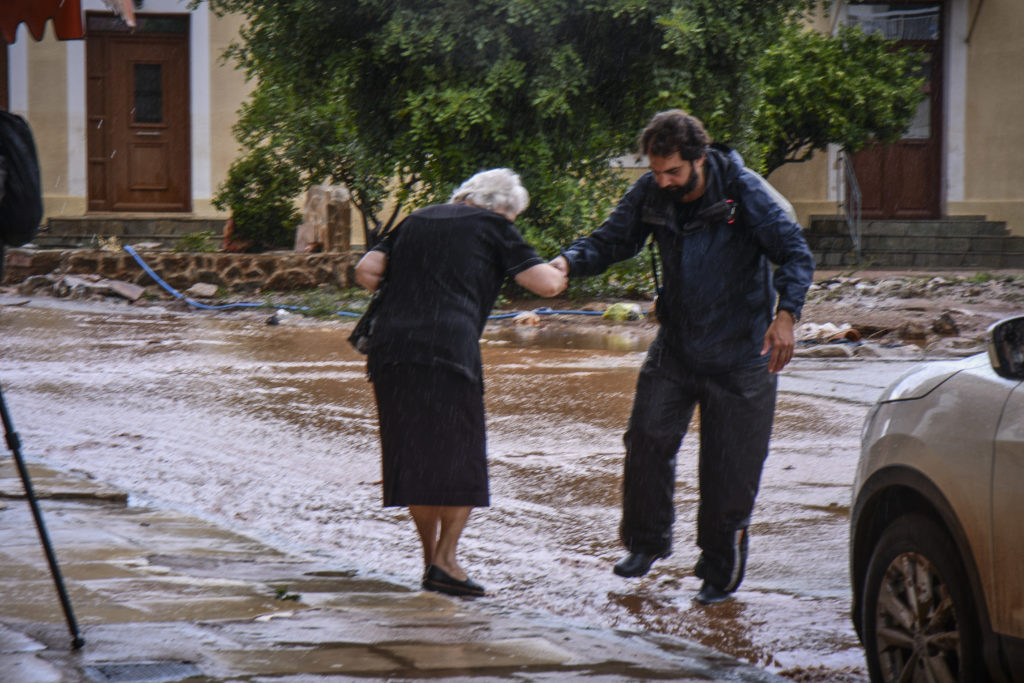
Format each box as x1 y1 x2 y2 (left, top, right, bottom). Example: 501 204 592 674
862 513 985 682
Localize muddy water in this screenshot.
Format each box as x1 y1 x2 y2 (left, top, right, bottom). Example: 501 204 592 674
0 301 877 681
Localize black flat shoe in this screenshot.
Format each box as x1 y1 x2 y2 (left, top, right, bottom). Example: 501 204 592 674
613 551 668 578
694 581 733 605
422 564 485 597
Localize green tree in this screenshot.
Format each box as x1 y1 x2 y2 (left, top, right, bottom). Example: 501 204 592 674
199 0 921 279
750 23 925 173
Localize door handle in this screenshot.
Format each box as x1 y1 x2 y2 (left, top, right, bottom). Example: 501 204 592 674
135 131 160 136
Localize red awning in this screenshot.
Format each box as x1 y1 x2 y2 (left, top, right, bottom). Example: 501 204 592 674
0 1 135 45
0 0 85 44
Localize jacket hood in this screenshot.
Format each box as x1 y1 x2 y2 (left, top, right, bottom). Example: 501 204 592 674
705 143 745 198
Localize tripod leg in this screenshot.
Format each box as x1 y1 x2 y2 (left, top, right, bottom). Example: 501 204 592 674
0 382 84 649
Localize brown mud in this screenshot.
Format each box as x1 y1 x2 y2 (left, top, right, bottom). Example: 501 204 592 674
499 269 1024 354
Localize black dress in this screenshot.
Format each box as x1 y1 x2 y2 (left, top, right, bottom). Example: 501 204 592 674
365 203 543 507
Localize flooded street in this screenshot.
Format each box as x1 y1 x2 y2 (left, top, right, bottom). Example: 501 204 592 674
0 300 928 681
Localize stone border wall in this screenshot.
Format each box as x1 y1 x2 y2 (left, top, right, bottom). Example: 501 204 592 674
3 248 360 293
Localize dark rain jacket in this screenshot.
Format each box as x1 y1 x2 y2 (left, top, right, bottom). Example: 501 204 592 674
562 144 815 374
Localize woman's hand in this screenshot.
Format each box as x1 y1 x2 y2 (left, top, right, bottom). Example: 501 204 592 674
514 263 568 298
355 250 387 292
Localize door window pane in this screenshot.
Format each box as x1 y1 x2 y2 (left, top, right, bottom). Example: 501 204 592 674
134 63 162 124
902 54 932 140
845 4 940 41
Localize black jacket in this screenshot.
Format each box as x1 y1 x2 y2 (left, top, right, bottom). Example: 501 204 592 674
562 144 815 373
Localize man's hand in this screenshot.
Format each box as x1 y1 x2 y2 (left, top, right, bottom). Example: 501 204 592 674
761 310 796 373
549 255 569 275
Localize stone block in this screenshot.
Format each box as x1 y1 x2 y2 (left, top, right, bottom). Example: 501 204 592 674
254 255 279 275
295 185 352 253
222 264 246 281
185 283 219 298
162 273 193 290
266 268 316 291
67 254 101 272
193 270 226 286
108 280 146 301
326 200 351 252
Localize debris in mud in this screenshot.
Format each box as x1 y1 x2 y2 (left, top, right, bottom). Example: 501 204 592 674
16 273 146 302
2 268 1018 358
185 282 219 298
778 665 867 683
795 322 861 344
602 302 643 321
896 321 928 342
513 310 542 326
931 311 959 336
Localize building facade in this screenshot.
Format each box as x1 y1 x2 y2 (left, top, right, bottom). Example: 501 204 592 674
3 0 247 220
4 1 1023 242
772 0 1024 237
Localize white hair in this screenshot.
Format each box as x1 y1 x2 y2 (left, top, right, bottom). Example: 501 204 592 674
450 168 529 219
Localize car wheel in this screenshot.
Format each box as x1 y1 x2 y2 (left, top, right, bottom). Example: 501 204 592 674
862 513 984 682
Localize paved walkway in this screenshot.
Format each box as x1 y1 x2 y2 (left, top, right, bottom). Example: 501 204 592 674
0 459 788 682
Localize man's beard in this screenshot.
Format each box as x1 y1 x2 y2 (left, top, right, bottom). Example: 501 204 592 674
663 168 700 202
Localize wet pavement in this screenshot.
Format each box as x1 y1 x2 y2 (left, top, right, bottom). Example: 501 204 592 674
0 460 788 682
0 295 937 681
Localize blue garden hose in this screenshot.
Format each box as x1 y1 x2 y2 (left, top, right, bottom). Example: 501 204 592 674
124 245 627 320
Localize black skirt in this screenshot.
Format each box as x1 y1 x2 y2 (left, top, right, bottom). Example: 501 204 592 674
369 362 489 507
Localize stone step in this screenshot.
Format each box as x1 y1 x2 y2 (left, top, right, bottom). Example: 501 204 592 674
808 234 1024 253
813 249 1024 269
810 215 1009 237
38 216 226 248
806 215 1023 269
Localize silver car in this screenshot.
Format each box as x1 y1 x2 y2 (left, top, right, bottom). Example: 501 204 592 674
851 316 1024 682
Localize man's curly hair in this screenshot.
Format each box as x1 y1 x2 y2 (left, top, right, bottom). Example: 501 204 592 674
639 110 711 161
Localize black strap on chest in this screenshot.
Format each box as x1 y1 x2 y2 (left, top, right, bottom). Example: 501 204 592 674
646 194 738 294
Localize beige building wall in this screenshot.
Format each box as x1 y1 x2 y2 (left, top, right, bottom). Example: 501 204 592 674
765 154 834 230
957 0 1024 233
203 11 251 217
27 29 77 217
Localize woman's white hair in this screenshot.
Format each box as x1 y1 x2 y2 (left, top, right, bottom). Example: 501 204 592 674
450 168 529 219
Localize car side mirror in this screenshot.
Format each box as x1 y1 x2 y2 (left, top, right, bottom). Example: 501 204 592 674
987 316 1024 380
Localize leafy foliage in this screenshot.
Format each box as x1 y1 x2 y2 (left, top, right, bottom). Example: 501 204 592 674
199 0 922 268
749 24 926 173
173 230 220 253
213 147 302 251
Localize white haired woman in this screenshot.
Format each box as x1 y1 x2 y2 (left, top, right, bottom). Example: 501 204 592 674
354 168 567 597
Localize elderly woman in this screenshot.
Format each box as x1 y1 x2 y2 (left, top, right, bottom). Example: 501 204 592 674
354 168 566 597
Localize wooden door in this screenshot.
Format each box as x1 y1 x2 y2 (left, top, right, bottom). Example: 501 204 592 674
86 14 190 212
849 4 943 219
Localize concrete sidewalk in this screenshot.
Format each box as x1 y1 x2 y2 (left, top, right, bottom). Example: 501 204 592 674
0 459 788 683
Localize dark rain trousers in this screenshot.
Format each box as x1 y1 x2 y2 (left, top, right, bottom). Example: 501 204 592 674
620 336 777 593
